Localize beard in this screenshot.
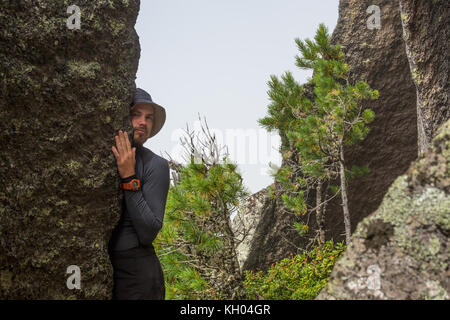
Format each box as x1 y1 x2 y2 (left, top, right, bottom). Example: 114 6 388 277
133 131 148 146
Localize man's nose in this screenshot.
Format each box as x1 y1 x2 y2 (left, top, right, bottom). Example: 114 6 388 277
136 115 146 126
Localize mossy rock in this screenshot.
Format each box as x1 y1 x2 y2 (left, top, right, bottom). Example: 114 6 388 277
317 119 450 300
0 0 141 299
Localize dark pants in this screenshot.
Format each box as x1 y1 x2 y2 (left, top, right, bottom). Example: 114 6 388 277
110 245 165 300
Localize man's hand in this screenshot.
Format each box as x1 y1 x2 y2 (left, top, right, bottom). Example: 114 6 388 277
112 130 136 178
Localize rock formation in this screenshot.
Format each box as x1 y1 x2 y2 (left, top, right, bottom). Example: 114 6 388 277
317 119 450 300
0 1 140 299
319 0 419 247
399 0 449 156
232 187 276 271
236 0 419 270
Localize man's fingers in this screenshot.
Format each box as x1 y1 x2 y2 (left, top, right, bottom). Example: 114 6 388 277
111 146 119 159
123 130 131 154
115 130 134 159
118 130 129 154
113 132 136 178
116 132 125 155
118 130 132 155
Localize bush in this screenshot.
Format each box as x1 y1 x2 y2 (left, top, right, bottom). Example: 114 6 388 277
243 240 346 300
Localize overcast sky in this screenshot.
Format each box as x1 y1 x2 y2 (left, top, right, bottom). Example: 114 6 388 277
135 0 339 194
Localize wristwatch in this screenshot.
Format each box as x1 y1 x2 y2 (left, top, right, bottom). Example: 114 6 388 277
120 174 141 191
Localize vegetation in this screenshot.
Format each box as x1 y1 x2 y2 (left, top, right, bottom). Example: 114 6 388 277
258 23 378 244
155 23 376 299
155 115 250 299
243 240 346 300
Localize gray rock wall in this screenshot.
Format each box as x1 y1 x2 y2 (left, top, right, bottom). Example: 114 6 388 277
325 0 418 244
0 0 140 299
317 119 450 300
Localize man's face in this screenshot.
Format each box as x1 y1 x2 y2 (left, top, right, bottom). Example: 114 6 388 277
130 103 154 146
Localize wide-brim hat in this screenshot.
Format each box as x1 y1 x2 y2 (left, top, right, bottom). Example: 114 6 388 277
131 88 166 138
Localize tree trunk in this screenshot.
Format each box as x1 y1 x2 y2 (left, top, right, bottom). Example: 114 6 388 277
339 144 351 245
315 180 326 243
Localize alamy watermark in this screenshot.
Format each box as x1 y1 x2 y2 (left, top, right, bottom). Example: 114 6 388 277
65 4 380 31
66 265 81 290
169 120 281 176
347 264 383 298
367 5 381 30
67 5 81 30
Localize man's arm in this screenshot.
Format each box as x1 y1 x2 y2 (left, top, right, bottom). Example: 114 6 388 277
122 157 170 247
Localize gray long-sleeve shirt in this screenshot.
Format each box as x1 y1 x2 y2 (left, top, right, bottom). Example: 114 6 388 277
109 145 170 252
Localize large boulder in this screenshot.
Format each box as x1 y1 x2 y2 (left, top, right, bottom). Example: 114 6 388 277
399 0 450 155
0 0 140 299
318 119 450 300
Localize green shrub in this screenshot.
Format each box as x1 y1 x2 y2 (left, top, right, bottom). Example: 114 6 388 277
243 240 346 300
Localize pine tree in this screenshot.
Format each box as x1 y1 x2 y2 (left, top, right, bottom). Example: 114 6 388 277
155 115 250 299
259 24 378 245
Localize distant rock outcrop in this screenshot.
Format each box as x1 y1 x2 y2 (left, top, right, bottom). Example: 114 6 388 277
0 1 140 299
232 187 276 271
317 119 450 300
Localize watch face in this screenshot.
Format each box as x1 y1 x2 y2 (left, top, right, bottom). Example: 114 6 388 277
131 180 139 190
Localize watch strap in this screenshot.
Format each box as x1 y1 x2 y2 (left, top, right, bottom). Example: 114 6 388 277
121 174 137 183
120 174 140 191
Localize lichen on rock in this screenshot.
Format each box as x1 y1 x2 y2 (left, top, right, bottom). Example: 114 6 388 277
317 119 450 300
0 0 141 299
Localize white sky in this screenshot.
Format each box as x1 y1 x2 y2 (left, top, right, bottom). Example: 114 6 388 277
135 0 339 194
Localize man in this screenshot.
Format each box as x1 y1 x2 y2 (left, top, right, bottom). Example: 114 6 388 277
108 88 170 300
